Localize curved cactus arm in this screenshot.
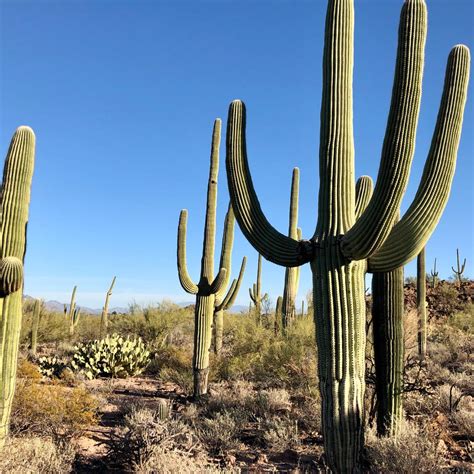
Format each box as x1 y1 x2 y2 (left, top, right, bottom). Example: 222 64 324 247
177 210 198 294
354 176 374 220
209 268 227 295
288 168 299 239
249 286 256 304
341 0 427 260
220 256 247 311
451 248 467 281
369 46 470 272
226 101 310 267
216 203 235 300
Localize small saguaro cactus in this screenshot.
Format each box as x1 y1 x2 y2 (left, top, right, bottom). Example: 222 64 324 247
0 126 35 449
417 247 427 358
100 276 117 337
452 248 467 286
65 286 81 336
282 168 302 329
30 299 42 356
177 119 233 398
430 258 439 288
225 0 469 469
275 295 283 334
249 254 268 324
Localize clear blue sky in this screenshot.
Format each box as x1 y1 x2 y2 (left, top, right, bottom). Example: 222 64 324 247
1 0 473 309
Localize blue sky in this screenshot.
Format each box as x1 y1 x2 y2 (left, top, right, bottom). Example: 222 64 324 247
1 0 473 309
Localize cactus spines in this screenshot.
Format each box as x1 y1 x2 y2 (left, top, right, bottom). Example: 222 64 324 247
177 119 233 398
100 276 116 337
451 248 466 286
249 254 267 324
430 258 439 288
417 247 427 358
226 1 469 469
282 168 300 329
30 299 42 356
0 126 35 448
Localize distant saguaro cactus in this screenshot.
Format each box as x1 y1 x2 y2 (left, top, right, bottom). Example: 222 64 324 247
66 286 81 336
100 276 116 337
249 254 268 324
226 0 469 469
417 247 427 358
30 299 42 356
282 168 301 329
178 119 237 398
212 206 246 355
430 258 439 288
451 248 466 286
275 296 283 334
0 126 35 449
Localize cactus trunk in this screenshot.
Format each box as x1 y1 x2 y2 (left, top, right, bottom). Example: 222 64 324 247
30 299 41 356
213 308 224 355
417 247 427 358
100 276 116 338
0 127 35 449
372 266 404 436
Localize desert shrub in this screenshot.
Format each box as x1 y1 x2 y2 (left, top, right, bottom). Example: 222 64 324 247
198 411 241 455
430 281 462 318
0 436 75 474
16 358 42 381
106 406 203 470
448 302 474 333
262 416 300 451
365 420 446 472
71 334 150 379
11 379 98 439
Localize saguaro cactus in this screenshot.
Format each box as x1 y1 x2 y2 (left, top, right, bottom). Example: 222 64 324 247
430 258 439 288
282 168 301 329
66 286 81 336
0 126 35 448
30 299 42 356
177 119 234 397
226 0 469 469
100 276 116 337
451 248 466 286
417 247 427 358
249 254 268 324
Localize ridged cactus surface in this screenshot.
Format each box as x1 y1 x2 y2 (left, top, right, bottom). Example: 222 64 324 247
0 126 35 448
417 247 427 358
177 119 235 397
282 168 301 329
225 0 469 470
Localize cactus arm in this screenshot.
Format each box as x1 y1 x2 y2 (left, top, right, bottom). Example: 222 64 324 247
249 286 256 304
354 176 374 220
417 247 427 358
100 276 116 337
288 168 299 239
209 268 227 295
177 210 198 295
0 126 35 447
221 256 247 311
226 101 310 267
341 0 427 260
216 203 235 300
256 254 262 296
368 46 470 272
200 119 221 282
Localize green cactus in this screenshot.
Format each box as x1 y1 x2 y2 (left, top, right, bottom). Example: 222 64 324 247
275 296 283 334
430 257 439 288
30 299 42 356
100 276 116 337
282 168 301 329
225 0 469 469
0 126 35 448
249 254 268 324
177 119 233 398
65 286 81 336
417 247 427 359
451 248 466 286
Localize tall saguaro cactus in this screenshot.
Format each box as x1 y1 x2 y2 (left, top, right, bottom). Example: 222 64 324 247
177 119 233 398
282 168 301 329
66 286 81 336
100 276 116 337
430 258 439 288
451 248 466 286
417 247 427 358
226 0 469 469
249 254 267 324
0 126 35 448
